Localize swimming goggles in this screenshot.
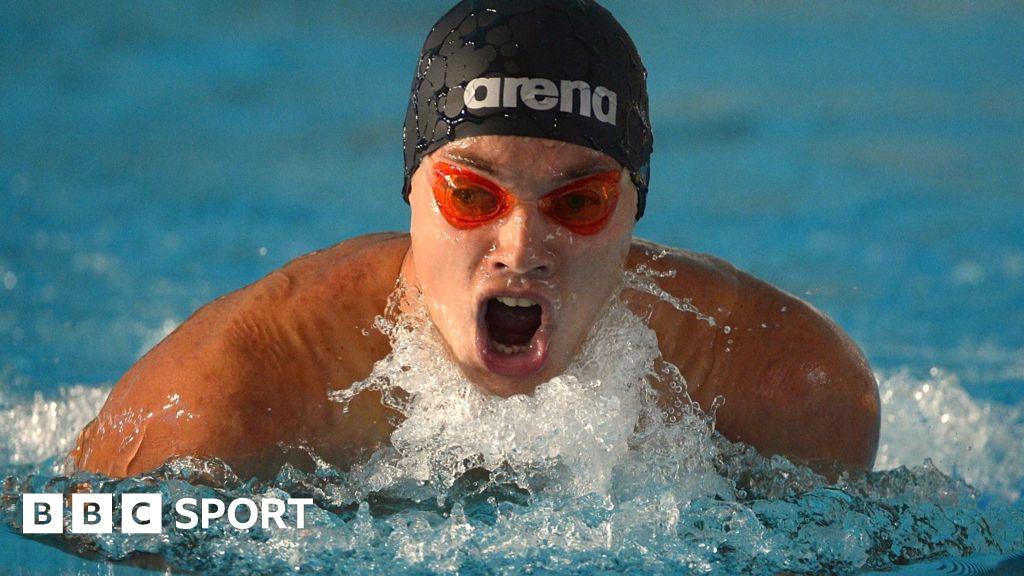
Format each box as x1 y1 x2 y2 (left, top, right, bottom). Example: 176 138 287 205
431 162 620 235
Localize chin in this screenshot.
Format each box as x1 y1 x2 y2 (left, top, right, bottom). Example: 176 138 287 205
453 345 563 398
470 370 549 398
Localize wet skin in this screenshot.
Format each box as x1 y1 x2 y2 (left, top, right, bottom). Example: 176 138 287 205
407 138 636 397
73 137 880 479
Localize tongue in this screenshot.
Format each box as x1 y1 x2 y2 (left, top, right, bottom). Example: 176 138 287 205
485 299 541 346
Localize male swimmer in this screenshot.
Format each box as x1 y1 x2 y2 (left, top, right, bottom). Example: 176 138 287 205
73 0 879 479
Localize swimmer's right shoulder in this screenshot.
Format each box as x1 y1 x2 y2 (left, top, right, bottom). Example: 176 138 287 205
73 233 410 478
231 232 410 315
289 232 410 268
270 232 410 288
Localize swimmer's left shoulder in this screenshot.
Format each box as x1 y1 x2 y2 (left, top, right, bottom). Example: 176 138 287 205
628 238 880 472
629 238 741 291
719 269 880 472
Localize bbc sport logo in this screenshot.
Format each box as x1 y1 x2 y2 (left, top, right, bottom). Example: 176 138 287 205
22 493 314 534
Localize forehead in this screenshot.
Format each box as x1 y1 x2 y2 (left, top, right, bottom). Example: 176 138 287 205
433 136 621 187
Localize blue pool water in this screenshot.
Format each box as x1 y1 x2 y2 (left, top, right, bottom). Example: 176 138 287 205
2 1 1022 574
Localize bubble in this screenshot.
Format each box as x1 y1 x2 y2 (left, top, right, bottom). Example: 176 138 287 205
0 385 110 469
4 274 1021 575
623 269 716 326
875 368 1024 503
330 277 718 502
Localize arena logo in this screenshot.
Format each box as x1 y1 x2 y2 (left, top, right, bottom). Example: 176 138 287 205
462 77 617 126
21 493 314 534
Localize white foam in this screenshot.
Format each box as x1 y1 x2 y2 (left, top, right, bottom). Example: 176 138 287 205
3 290 1021 574
0 384 109 471
334 283 721 500
875 367 1023 502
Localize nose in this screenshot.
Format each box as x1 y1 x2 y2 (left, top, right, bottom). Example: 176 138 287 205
489 205 554 276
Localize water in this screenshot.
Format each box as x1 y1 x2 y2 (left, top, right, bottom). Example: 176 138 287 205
2 1 1022 574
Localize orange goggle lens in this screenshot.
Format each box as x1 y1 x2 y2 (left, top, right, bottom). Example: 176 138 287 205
431 163 620 235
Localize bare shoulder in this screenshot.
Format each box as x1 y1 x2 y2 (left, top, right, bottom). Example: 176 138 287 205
73 233 411 478
626 238 880 472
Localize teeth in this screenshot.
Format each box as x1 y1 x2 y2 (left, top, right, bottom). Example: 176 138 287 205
493 341 530 355
496 296 538 308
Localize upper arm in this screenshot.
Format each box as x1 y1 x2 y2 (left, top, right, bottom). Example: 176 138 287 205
708 276 880 472
71 287 306 477
72 233 408 478
628 240 880 473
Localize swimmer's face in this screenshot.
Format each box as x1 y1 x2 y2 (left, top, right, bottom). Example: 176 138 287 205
407 135 637 397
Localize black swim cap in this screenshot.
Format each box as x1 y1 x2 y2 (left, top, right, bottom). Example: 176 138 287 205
402 0 653 219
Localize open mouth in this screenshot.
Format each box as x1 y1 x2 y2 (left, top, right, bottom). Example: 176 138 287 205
479 295 549 376
486 296 542 353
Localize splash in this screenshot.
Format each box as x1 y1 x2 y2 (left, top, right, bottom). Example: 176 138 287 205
0 384 109 473
623 268 717 327
333 279 722 501
875 367 1024 503
2 284 1023 574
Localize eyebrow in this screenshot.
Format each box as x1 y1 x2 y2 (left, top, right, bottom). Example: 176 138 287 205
441 151 500 175
440 150 617 183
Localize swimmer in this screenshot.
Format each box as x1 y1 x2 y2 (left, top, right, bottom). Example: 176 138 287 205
72 0 879 480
